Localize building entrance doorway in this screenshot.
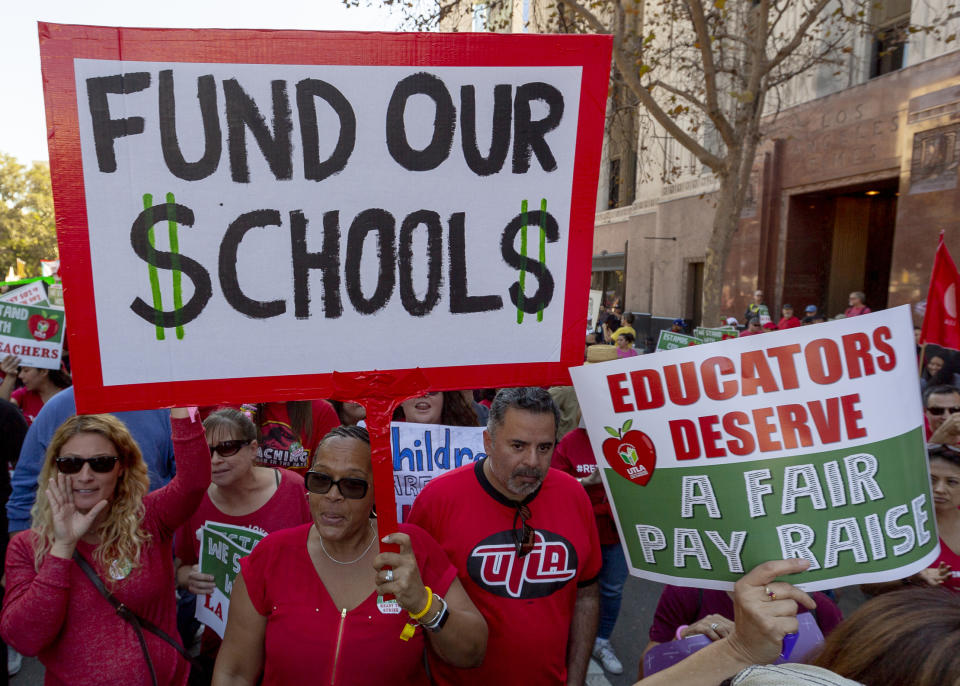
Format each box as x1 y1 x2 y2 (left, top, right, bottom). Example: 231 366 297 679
783 179 898 317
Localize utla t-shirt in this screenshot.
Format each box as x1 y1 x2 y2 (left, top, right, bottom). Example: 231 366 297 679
408 459 602 686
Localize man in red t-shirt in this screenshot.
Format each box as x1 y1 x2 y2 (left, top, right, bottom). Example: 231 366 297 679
408 387 601 686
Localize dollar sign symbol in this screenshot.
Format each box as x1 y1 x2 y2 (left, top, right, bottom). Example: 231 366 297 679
130 193 212 339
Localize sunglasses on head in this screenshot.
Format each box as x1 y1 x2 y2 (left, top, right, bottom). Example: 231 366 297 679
305 471 369 499
56 456 119 474
209 440 251 457
512 504 536 558
927 406 960 416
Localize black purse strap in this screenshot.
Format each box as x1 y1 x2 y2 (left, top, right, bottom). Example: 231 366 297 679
72 551 191 686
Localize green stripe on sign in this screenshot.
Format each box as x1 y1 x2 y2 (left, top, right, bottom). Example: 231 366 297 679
607 427 935 585
143 194 165 341
166 192 184 340
517 199 528 324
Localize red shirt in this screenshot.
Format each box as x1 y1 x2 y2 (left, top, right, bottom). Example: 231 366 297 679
0 417 209 686
256 400 340 474
240 522 456 686
844 305 872 317
933 537 960 591
408 459 602 686
777 316 801 330
552 428 619 545
11 387 44 426
174 469 311 566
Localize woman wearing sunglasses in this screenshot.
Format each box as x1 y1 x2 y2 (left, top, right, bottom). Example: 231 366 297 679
0 408 209 686
174 408 312 680
212 425 487 686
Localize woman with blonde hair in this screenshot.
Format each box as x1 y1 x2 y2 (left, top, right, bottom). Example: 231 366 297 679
0 408 209 686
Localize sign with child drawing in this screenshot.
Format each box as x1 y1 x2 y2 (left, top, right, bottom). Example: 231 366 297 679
571 307 939 591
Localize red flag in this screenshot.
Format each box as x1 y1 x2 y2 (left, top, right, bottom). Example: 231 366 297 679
920 232 960 349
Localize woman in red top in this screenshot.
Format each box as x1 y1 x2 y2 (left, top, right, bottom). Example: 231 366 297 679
212 425 487 685
0 408 209 686
0 354 71 425
175 408 312 678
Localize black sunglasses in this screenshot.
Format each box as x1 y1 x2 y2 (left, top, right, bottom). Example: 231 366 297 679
305 471 369 500
927 406 960 416
512 504 536 558
209 440 251 457
56 456 120 474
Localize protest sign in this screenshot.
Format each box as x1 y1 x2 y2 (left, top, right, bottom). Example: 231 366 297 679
587 289 603 332
40 23 610 542
570 307 938 590
0 302 66 370
392 422 486 522
694 326 739 343
195 523 265 638
39 24 611 413
0 282 50 307
657 330 702 350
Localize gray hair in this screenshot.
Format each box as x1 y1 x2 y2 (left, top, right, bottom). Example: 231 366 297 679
204 408 256 442
487 387 559 439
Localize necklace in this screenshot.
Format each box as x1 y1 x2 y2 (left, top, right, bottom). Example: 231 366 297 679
319 521 376 565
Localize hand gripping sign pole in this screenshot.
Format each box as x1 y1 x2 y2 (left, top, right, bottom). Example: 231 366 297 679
39 24 613 541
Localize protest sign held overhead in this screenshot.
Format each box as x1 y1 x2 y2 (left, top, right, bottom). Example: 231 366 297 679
39 24 612 414
657 330 701 350
0 282 50 307
570 307 938 591
0 302 66 370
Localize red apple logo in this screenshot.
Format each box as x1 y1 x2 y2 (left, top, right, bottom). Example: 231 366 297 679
601 420 656 486
28 314 59 341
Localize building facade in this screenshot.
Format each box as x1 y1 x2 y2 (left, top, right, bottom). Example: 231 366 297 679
592 1 960 325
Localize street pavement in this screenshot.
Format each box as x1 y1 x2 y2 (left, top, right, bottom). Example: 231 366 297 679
9 575 867 685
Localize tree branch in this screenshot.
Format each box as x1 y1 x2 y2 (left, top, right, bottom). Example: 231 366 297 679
681 0 736 146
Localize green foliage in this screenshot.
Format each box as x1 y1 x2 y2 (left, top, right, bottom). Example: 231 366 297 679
0 154 58 278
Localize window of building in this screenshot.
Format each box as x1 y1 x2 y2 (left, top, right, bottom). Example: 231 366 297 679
870 0 910 78
608 158 622 209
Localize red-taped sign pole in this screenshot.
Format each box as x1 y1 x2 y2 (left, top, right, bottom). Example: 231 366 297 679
330 369 433 550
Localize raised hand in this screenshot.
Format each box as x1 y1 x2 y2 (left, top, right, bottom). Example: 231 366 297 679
373 532 429 615
723 558 816 666
46 472 109 559
0 355 20 376
917 562 951 587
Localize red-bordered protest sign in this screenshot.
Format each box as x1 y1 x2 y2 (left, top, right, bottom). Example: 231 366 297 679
39 23 613 536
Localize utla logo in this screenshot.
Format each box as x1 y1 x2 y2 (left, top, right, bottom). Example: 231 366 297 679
28 313 59 341
602 419 656 486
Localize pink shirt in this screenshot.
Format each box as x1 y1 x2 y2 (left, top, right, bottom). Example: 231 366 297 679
0 417 210 686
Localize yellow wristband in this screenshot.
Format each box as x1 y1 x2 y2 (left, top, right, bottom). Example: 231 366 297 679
409 587 433 620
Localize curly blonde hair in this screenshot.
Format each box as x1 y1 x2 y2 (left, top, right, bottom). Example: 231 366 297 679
31 415 152 577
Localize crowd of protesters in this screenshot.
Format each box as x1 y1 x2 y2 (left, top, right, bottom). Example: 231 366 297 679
0 281 957 686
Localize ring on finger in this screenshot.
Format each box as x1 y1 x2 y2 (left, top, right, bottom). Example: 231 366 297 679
710 622 719 631
764 586 777 601
384 569 394 582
